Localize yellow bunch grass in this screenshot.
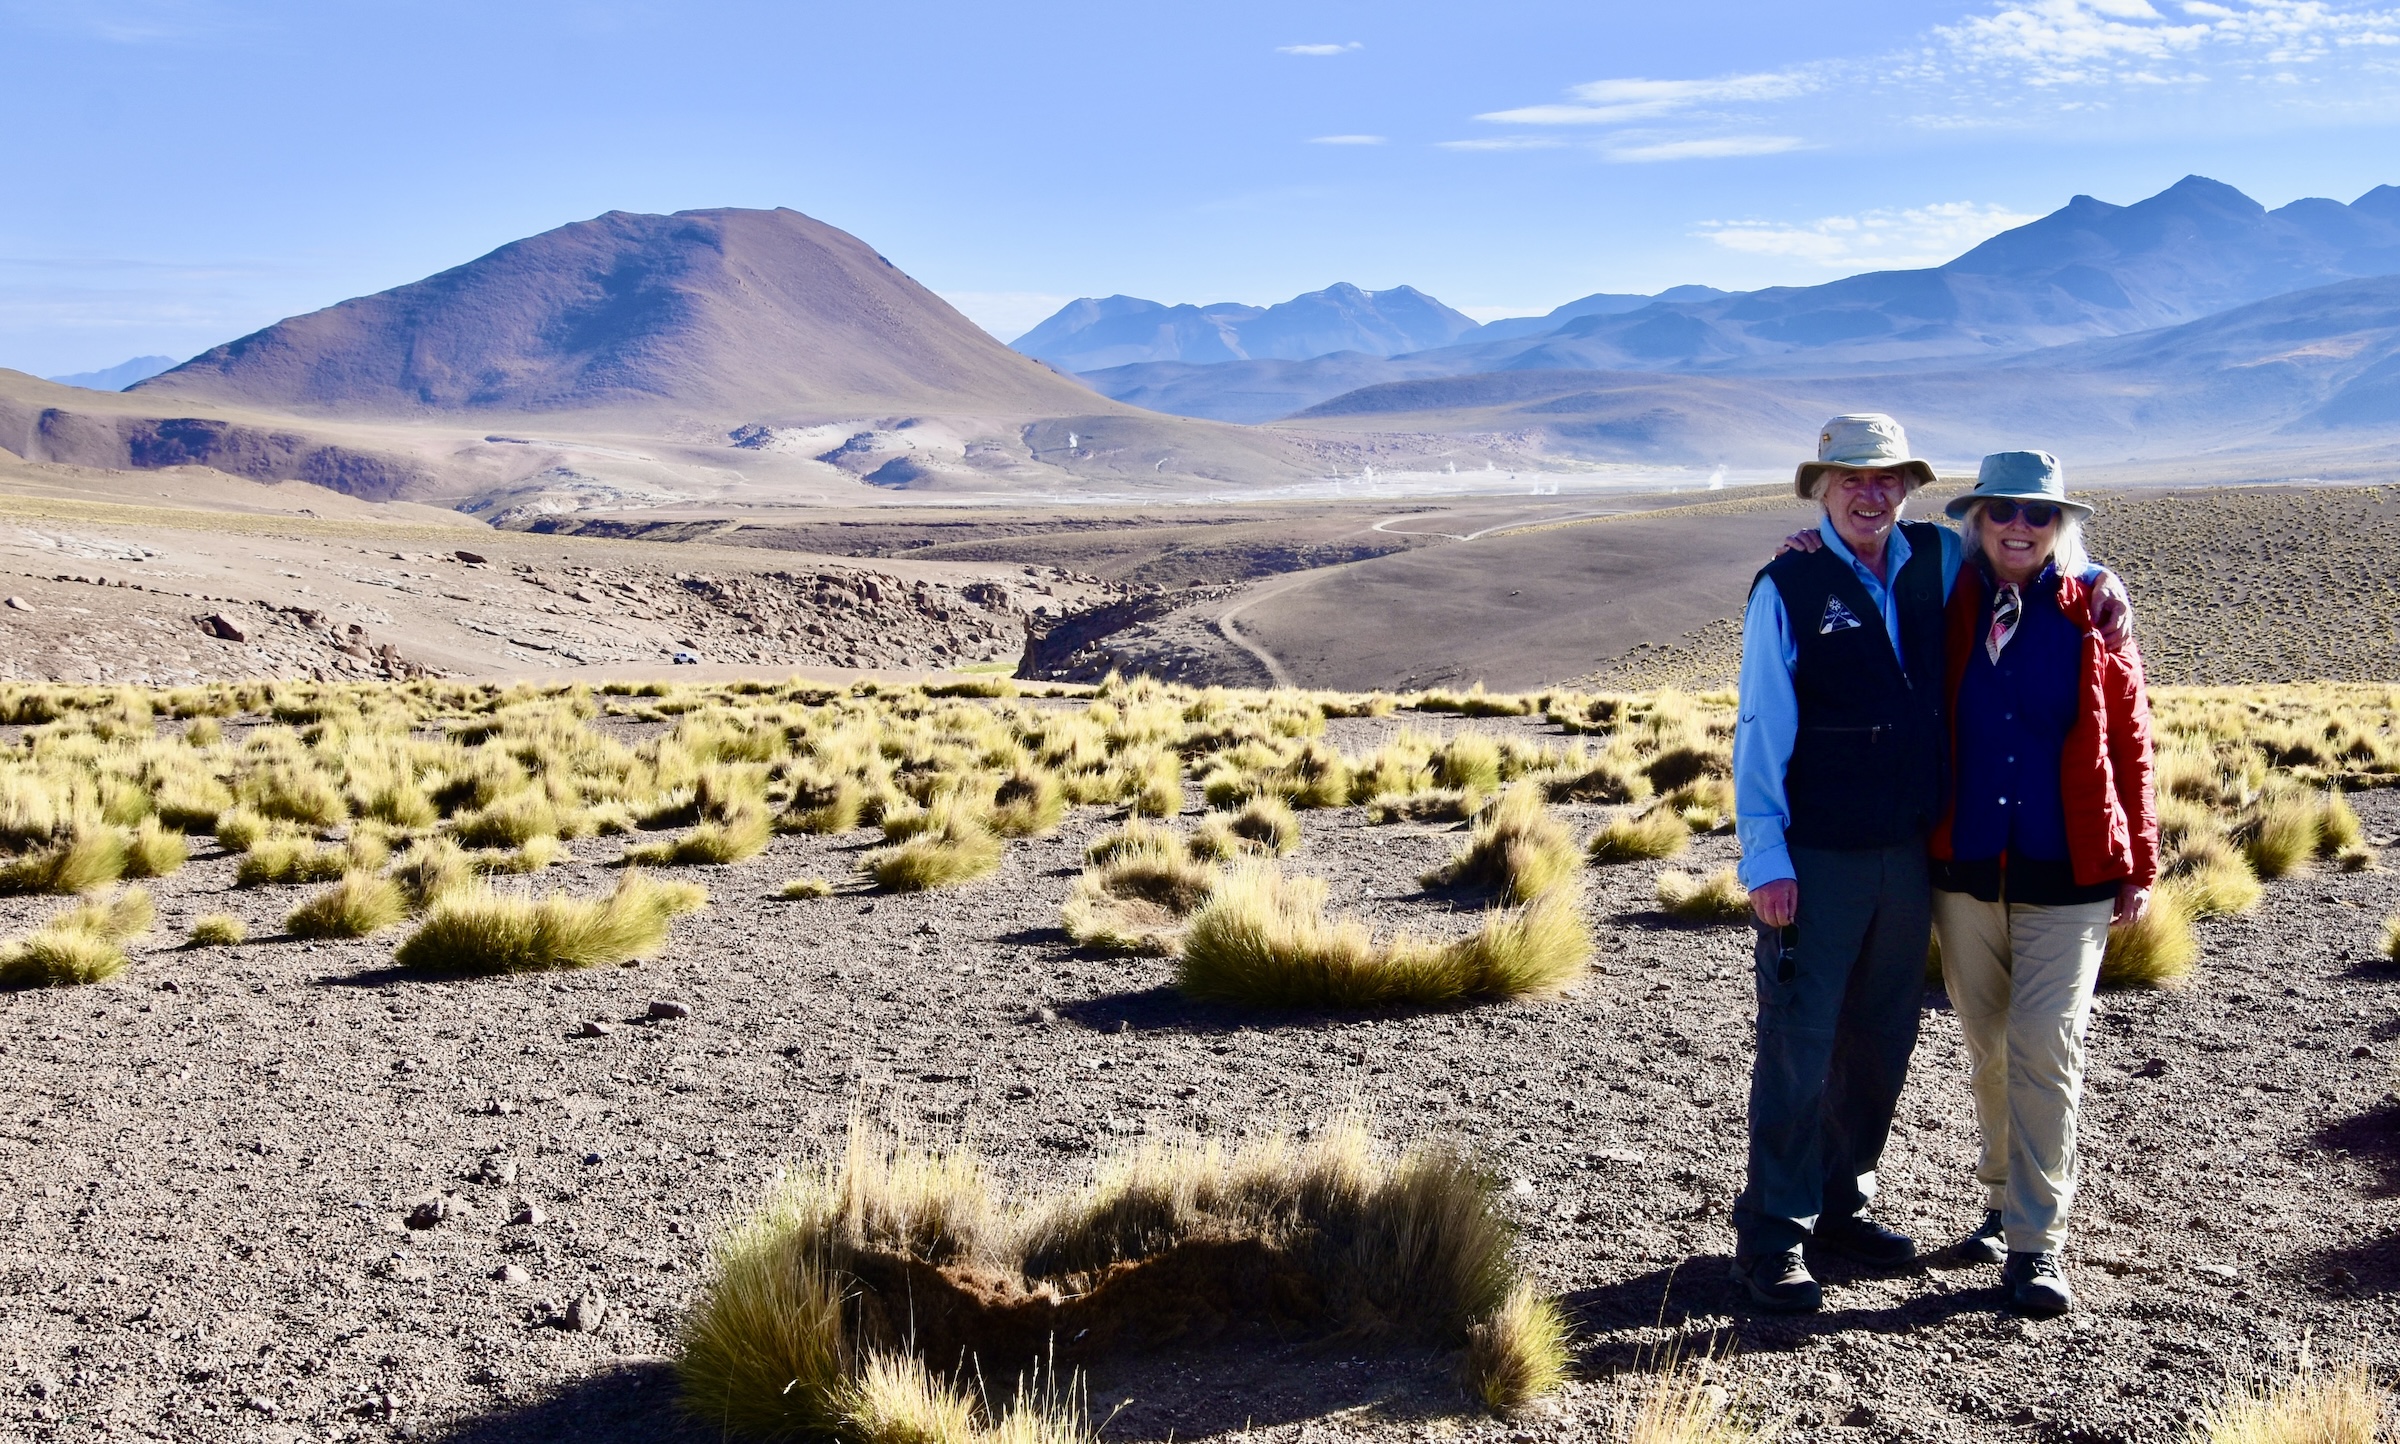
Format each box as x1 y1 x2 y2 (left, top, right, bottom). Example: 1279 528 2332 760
1587 808 1691 864
1655 868 1752 924
1423 783 1581 903
1062 852 1217 956
864 800 1003 892
285 871 410 939
2189 1353 2386 1444
393 871 705 973
0 887 152 987
2101 884 2197 989
188 914 246 947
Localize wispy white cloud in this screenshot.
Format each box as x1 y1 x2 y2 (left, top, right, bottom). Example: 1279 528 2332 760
1277 41 1361 56
1435 136 1569 151
1477 70 1815 125
1309 134 1386 145
1696 201 2042 266
1606 135 1808 162
936 290 1076 340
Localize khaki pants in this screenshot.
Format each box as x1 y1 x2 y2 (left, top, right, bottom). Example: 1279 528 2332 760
1931 889 2112 1254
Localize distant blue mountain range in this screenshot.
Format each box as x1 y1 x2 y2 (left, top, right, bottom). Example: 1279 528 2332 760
1058 176 2400 425
1011 283 1484 371
45 355 179 392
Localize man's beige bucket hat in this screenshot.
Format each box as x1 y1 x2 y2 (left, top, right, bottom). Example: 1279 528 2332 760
1792 413 1938 499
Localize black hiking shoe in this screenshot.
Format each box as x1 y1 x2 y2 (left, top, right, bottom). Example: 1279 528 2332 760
1731 1248 1823 1313
2003 1250 2073 1315
1812 1211 1917 1269
1954 1210 2006 1266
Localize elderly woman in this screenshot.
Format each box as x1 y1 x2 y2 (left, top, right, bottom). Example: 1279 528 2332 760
1928 451 2158 1316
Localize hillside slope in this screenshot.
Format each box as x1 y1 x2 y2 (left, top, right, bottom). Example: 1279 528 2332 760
137 207 1106 421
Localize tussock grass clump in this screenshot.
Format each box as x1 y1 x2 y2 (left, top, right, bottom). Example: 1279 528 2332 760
2174 834 2265 916
1602 1352 1780 1444
1655 868 1751 924
1422 784 1580 904
235 835 355 888
624 806 772 866
782 773 867 835
124 817 189 879
1084 819 1182 866
0 887 152 987
393 870 706 973
2242 787 2322 879
2189 1354 2386 1444
2380 915 2400 964
1119 746 1184 818
189 914 246 947
1642 741 1729 795
1062 851 1218 956
0 827 130 895
864 801 1003 893
285 871 410 939
2100 885 2197 989
1191 796 1300 860
779 876 835 900
1435 733 1504 794
1178 864 1587 1007
1464 1281 1572 1413
392 837 475 910
987 766 1067 838
1586 807 1690 864
1541 752 1651 805
676 1119 1562 1439
1365 787 1481 824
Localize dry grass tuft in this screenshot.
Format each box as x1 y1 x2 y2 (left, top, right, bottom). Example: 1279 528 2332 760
779 876 835 900
1191 796 1300 860
988 766 1068 838
623 806 772 867
1422 784 1580 904
125 817 190 878
2243 787 2323 880
1062 851 1218 956
188 913 246 947
0 827 130 895
1465 1281 1573 1413
863 801 1003 893
1605 1351 1781 1444
1365 788 1481 824
285 871 409 939
1655 868 1752 924
2101 884 2197 989
2189 1354 2386 1444
1178 864 1587 1008
393 871 706 973
677 1117 1559 1439
1587 808 1691 865
0 887 153 987
2381 915 2400 964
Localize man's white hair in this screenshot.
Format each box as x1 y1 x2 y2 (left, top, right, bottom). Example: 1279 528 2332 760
1960 500 2090 578
1808 468 1912 513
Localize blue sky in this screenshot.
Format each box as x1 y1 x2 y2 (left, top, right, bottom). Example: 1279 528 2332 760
5 0 2400 374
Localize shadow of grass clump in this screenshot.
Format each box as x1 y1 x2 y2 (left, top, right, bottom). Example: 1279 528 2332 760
676 1120 1567 1442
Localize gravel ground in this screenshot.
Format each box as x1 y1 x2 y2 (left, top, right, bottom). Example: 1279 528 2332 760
4 713 2398 1443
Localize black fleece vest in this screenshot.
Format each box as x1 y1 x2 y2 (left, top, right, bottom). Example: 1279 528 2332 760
1755 520 1948 850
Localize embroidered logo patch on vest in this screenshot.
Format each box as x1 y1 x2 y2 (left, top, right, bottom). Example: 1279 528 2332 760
1818 596 1864 635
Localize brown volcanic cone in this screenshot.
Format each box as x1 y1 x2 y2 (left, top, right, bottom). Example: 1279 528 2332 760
134 207 1100 420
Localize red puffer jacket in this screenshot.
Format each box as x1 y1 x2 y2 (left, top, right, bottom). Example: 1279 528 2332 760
1928 566 2160 890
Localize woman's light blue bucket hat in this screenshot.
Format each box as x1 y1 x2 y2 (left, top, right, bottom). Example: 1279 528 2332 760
1942 449 2093 519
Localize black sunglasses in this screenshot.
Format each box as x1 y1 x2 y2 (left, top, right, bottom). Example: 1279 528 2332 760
1984 499 2061 527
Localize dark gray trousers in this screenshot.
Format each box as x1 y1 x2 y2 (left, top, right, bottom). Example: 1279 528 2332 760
1731 840 1930 1258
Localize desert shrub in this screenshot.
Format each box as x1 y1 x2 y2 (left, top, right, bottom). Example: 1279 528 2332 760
1062 852 1217 956
0 887 152 987
1435 733 1504 794
1664 776 1735 832
1365 788 1480 824
864 802 1003 892
1586 808 1690 864
1422 784 1579 904
189 914 246 947
779 876 835 900
2100 884 2196 989
1224 796 1299 856
2336 844 2381 873
236 835 354 888
124 817 189 879
2242 787 2322 879
2189 1353 2385 1444
393 871 705 973
1464 1281 1572 1414
285 871 409 939
473 833 570 873
1655 868 1751 924
677 1119 1560 1439
1179 864 1587 1007
623 806 772 866
782 772 867 835
152 774 234 832
211 805 274 852
988 766 1067 838
358 776 438 828
0 827 131 895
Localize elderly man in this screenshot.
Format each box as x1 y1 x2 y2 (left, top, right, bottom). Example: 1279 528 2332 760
1727 414 2128 1312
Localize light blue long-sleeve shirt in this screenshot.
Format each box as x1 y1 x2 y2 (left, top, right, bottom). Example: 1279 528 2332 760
1732 521 1966 890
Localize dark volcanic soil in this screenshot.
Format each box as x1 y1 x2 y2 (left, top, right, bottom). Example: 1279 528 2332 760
4 713 2398 1443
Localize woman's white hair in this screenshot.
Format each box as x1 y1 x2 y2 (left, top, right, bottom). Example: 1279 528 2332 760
1960 499 2090 578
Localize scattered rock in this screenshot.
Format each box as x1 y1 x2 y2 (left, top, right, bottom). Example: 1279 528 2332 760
1004 1083 1035 1100
1509 1177 1537 1197
2193 1262 2242 1285
564 1289 608 1333
2353 1044 2379 1060
455 550 489 565
648 999 691 1020
477 1156 519 1187
510 1200 548 1227
2133 1058 2170 1078
579 1020 614 1038
3 596 28 612
198 613 247 642
494 1264 530 1285
582 1152 604 1166
405 1196 451 1229
2328 1266 2359 1287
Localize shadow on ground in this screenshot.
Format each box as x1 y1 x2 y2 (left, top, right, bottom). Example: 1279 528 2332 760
1564 1254 2000 1370
428 1341 1481 1443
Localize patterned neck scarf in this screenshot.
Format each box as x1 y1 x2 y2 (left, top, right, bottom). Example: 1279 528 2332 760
1986 582 2023 665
